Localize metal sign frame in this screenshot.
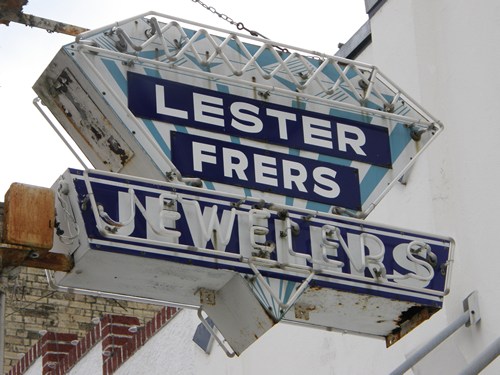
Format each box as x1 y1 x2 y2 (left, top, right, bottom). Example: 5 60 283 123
50 168 454 342
34 11 443 217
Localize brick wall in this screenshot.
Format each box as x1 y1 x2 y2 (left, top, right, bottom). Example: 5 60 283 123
2 266 161 374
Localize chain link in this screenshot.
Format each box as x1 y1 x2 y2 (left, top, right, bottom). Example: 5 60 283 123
192 0 236 25
191 0 289 52
191 0 266 38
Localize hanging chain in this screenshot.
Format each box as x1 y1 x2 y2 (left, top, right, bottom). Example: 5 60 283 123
191 0 288 53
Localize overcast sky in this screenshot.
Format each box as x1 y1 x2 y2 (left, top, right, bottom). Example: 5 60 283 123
0 0 367 197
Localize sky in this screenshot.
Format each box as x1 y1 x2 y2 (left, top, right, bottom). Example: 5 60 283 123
0 0 367 197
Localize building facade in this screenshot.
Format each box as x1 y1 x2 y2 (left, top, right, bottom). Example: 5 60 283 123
5 0 500 374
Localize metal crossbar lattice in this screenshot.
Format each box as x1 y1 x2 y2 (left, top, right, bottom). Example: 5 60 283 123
74 11 439 132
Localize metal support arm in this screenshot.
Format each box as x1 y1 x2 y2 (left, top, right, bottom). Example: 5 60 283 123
458 337 500 375
390 291 480 375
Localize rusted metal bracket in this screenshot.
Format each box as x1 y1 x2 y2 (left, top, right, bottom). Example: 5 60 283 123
0 0 88 36
0 242 73 272
0 182 74 272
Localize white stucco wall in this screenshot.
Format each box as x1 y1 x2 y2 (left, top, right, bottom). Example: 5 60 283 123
23 357 41 375
115 309 403 375
356 0 500 373
68 342 103 375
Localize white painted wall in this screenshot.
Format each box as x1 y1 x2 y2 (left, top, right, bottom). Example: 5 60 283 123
356 0 500 373
65 1 500 374
23 357 41 375
68 342 102 375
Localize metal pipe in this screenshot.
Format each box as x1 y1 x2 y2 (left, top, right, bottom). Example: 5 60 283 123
196 308 235 357
389 311 470 375
458 337 500 375
44 269 194 310
33 98 90 170
2 12 88 36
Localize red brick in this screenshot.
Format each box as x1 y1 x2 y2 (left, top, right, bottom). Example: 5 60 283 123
103 336 131 349
67 349 77 367
113 348 123 367
127 336 137 353
102 324 136 337
42 332 78 342
160 307 166 324
103 358 113 375
109 315 140 326
43 352 68 364
42 342 75 355
21 355 27 370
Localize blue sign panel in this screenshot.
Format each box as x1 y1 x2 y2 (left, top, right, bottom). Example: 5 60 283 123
127 72 392 167
171 132 361 210
68 169 453 307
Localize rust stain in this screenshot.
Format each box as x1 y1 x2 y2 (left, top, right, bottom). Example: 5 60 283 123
3 183 55 250
1 3 89 36
0 0 28 25
385 306 439 347
308 285 323 291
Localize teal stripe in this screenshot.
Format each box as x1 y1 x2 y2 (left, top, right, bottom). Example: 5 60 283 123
204 181 215 190
253 280 272 311
273 75 297 92
267 277 278 317
144 67 161 78
360 123 411 204
292 100 306 110
359 165 386 203
101 60 171 160
306 201 331 213
227 39 257 57
317 154 351 167
142 119 171 159
102 58 127 95
139 50 166 60
389 123 412 160
283 281 296 305
216 84 230 93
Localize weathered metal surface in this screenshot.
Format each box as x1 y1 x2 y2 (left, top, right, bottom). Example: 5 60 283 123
0 243 73 271
33 11 443 217
3 183 55 250
0 2 88 36
385 306 437 347
199 274 275 356
47 168 454 351
0 188 73 272
0 0 27 26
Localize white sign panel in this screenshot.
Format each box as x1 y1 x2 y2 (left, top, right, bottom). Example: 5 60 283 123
34 12 443 216
50 169 454 341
